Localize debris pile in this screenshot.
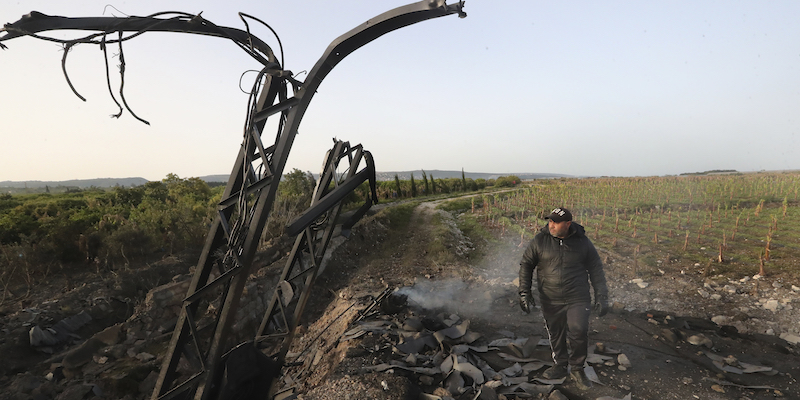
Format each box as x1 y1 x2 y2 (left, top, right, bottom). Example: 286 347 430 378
339 292 635 399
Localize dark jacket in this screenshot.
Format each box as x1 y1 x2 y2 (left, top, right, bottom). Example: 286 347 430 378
519 222 608 305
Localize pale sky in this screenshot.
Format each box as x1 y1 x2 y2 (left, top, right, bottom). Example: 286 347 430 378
2 1 798 182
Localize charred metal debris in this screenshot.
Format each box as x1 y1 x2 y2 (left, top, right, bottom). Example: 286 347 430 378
2 1 466 399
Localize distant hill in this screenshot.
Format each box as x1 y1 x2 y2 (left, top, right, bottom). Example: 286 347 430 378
0 177 149 189
0 170 568 191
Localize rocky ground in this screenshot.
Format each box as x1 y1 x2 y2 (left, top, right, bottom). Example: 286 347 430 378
1 195 799 399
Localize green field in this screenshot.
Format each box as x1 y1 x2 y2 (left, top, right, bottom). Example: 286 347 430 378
474 172 800 281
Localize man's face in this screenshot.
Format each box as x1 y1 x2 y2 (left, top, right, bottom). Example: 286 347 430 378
548 220 571 238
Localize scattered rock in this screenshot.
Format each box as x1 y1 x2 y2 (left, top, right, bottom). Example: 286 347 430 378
687 334 713 348
93 323 122 346
763 300 781 312
661 328 678 343
629 279 649 289
779 333 800 345
548 389 569 400
711 315 729 325
617 354 631 368
62 338 104 370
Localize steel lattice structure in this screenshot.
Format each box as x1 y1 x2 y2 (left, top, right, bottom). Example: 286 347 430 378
1 2 465 399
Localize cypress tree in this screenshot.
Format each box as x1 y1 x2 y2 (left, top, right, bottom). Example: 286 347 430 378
422 170 430 195
410 173 417 197
394 174 401 198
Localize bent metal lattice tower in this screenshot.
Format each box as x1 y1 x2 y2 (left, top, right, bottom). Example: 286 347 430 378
1 2 465 399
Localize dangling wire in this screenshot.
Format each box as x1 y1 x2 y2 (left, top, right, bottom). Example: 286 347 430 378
60 42 85 102
116 31 150 125
101 33 124 119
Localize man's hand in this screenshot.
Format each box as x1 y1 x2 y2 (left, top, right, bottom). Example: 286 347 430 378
594 296 609 317
519 290 535 314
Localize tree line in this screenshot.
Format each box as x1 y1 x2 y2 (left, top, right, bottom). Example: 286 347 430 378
0 170 519 291
373 171 521 200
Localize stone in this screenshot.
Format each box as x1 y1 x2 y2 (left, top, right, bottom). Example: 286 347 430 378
617 353 631 367
687 334 713 348
710 294 722 300
772 281 783 289
661 329 678 343
763 300 781 312
711 384 725 393
145 280 191 309
101 344 127 359
548 389 569 400
136 352 156 362
62 338 104 370
779 333 800 345
711 315 729 325
93 324 122 346
629 279 649 289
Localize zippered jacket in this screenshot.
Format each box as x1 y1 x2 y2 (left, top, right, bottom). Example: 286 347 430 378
519 222 608 305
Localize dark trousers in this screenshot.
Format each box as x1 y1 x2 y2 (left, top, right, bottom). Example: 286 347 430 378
542 301 591 368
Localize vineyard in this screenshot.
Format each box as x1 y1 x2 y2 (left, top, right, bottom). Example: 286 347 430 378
467 171 800 282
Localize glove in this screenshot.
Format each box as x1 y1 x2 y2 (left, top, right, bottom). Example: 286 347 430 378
519 290 534 314
594 296 609 317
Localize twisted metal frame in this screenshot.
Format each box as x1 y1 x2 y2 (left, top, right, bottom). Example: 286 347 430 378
2 2 465 399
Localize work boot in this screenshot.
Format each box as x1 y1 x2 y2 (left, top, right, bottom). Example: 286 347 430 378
541 364 568 380
569 368 592 390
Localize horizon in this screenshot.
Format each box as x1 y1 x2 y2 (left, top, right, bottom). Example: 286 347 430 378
5 167 796 189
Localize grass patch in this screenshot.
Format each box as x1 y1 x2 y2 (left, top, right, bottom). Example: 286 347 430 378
436 196 481 213
427 212 455 264
377 201 418 230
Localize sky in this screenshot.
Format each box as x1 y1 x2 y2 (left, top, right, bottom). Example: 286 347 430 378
1 1 799 182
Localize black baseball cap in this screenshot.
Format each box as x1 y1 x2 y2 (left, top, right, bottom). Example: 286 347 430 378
545 207 572 222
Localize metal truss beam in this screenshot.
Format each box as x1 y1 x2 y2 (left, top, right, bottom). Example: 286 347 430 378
2 2 465 399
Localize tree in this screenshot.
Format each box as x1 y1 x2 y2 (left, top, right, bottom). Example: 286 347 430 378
422 170 430 195
394 174 402 198
410 173 417 197
280 169 316 211
461 168 467 192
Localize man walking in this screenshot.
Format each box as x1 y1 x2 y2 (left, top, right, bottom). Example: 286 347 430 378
518 207 609 390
